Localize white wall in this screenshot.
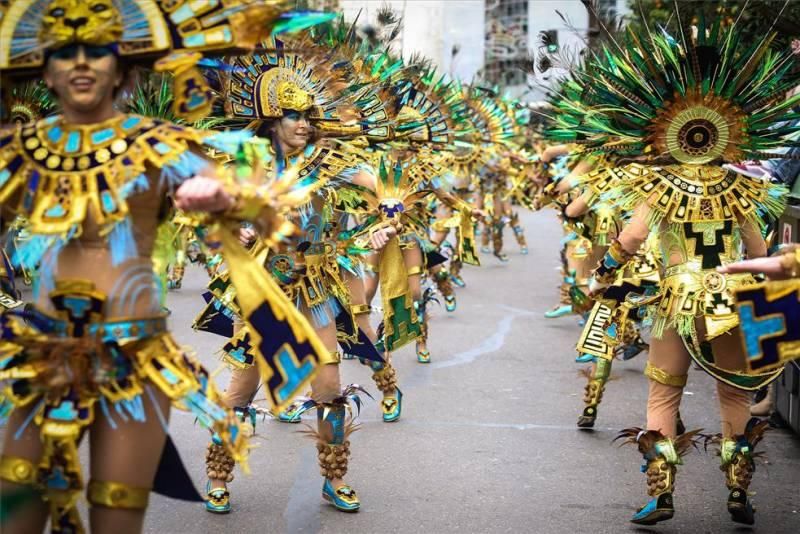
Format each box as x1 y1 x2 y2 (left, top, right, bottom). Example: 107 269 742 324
339 0 484 81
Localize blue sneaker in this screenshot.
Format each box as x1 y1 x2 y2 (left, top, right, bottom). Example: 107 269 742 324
544 304 572 318
322 479 360 512
450 274 466 288
631 493 674 525
416 349 431 363
205 481 231 514
277 401 303 423
575 353 596 363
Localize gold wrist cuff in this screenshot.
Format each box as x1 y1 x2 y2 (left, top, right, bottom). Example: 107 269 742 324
351 304 371 316
780 249 800 278
87 480 149 510
644 362 688 387
0 455 37 485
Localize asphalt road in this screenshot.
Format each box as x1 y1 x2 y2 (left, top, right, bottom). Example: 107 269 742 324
5 209 800 533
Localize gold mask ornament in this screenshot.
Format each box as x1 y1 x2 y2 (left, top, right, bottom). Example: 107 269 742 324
39 0 124 50
276 80 314 112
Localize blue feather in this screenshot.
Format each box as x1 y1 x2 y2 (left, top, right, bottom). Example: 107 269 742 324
109 217 139 266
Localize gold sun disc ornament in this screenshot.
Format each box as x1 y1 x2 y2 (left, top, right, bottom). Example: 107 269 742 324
652 92 745 165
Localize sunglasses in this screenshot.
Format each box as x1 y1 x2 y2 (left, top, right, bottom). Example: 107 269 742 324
48 44 117 61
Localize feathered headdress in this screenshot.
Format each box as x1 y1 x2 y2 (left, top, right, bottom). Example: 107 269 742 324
2 81 55 124
0 0 335 120
546 15 800 164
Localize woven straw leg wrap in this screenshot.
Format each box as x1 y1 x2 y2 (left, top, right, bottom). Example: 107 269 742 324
206 443 235 483
724 451 755 491
645 458 676 497
583 378 606 406
317 441 351 480
87 480 149 510
450 258 462 275
558 282 571 304
434 270 454 297
492 227 504 254
372 364 398 394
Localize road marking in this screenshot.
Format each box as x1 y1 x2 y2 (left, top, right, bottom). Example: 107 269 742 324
431 305 536 370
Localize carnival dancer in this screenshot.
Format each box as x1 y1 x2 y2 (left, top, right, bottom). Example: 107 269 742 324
546 16 799 525
0 2 335 531
199 34 408 513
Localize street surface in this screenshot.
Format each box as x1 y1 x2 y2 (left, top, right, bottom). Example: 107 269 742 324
5 209 800 533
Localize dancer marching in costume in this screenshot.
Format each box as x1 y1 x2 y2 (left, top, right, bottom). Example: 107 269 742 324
198 33 409 513
546 15 800 525
0 2 334 532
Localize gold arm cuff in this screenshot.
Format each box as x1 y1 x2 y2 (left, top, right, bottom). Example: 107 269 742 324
0 455 37 485
320 350 341 365
87 480 149 510
407 266 423 276
644 362 688 387
351 304 371 316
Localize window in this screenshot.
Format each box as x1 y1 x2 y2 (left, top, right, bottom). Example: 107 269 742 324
484 0 529 87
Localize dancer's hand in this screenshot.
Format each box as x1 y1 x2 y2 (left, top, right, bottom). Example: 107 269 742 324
369 226 396 250
717 255 795 280
587 277 609 298
175 175 234 213
239 226 257 247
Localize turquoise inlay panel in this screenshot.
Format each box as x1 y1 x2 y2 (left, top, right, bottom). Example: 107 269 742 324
91 128 115 144
44 204 65 217
46 469 70 490
65 131 81 153
0 169 10 188
161 368 179 384
155 142 171 155
605 323 618 340
50 400 78 421
228 346 247 364
122 116 142 130
100 190 117 213
47 126 63 143
184 34 207 48
170 3 196 24
63 296 91 318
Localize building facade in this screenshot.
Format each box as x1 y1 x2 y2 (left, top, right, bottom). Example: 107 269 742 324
337 0 629 101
